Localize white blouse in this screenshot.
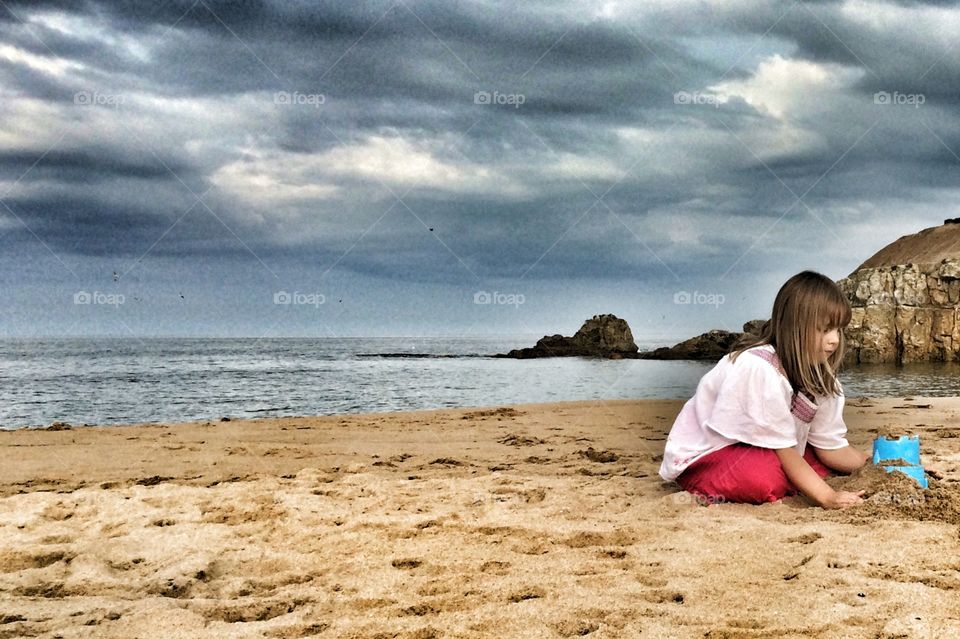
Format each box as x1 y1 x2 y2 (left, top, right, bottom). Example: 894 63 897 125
658 344 850 482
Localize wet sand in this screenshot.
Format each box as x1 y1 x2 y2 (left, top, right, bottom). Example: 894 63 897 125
2 398 960 638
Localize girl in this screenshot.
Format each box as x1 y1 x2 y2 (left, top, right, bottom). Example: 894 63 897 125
659 271 871 509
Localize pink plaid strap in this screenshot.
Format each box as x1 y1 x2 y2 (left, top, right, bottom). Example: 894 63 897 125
748 347 781 371
790 392 818 423
748 347 818 424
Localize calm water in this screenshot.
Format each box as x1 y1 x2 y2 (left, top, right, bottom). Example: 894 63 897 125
1 337 957 429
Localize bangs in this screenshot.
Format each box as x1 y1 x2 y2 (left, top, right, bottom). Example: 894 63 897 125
818 289 852 330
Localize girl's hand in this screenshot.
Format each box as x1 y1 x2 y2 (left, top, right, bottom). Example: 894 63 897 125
821 489 865 509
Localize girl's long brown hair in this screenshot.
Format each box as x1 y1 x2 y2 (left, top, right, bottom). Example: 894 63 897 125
730 270 852 398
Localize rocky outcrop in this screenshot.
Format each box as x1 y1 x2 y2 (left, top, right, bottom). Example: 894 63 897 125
839 227 960 363
838 236 960 364
637 321 764 361
838 220 960 364
497 314 639 359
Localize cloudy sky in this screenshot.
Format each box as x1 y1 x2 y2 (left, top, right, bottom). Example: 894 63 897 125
0 0 956 340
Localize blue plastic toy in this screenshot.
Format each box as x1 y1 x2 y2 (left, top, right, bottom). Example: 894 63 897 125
872 435 928 488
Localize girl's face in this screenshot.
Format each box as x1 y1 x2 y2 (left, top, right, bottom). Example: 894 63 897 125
816 326 841 362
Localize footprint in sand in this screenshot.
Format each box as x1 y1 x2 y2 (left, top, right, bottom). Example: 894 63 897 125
13 582 68 598
0 549 74 572
552 618 601 636
786 532 822 544
105 557 145 571
507 586 546 603
577 447 619 463
560 529 635 548
193 599 305 623
400 603 443 616
150 518 176 527
640 589 685 604
429 458 464 466
498 433 546 446
479 560 510 574
519 487 546 503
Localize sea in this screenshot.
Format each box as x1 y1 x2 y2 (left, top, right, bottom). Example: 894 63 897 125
1 336 958 430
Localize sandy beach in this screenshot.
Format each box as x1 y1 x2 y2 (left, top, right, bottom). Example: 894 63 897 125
2 398 960 638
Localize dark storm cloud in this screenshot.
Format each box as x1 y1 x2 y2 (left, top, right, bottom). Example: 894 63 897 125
2 193 171 256
0 0 957 291
3 0 714 113
0 148 188 182
711 1 960 100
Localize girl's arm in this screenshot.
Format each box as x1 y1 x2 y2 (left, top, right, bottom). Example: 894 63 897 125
812 445 869 474
775 448 864 509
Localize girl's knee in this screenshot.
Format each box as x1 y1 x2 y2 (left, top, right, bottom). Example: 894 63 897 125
736 473 792 503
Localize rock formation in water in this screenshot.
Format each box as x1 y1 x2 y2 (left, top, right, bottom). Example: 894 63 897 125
501 316 771 361
838 219 960 364
637 321 764 360
497 314 639 359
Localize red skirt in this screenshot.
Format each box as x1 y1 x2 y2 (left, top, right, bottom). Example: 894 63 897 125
675 443 834 504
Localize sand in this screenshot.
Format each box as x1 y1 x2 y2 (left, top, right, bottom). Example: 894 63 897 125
2 397 960 638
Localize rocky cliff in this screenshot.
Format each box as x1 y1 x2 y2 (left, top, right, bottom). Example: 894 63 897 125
838 219 960 364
